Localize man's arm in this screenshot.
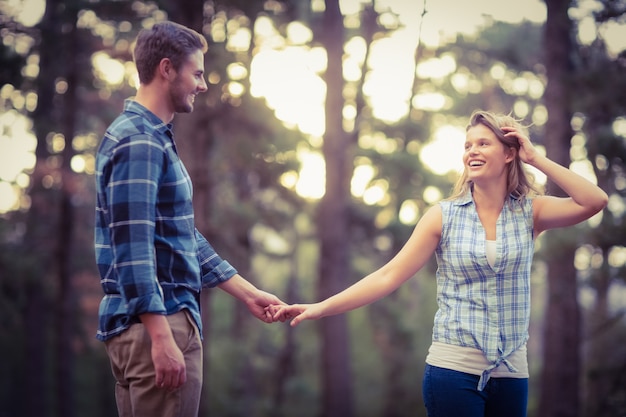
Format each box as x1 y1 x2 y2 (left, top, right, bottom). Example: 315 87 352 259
195 229 238 287
107 138 182 387
106 136 168 315
195 230 286 321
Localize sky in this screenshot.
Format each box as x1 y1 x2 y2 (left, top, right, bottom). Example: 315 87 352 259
343 0 547 45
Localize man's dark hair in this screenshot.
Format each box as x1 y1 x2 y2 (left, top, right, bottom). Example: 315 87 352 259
132 21 208 84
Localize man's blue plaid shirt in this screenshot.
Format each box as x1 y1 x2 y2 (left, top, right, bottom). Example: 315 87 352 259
95 100 236 341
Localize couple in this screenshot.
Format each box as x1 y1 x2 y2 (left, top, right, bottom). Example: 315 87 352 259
95 21 608 417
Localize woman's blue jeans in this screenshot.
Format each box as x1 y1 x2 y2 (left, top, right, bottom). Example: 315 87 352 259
422 364 528 417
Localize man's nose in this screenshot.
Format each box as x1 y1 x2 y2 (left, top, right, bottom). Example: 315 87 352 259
198 77 208 92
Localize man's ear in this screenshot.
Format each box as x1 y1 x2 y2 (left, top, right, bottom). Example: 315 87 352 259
157 58 175 80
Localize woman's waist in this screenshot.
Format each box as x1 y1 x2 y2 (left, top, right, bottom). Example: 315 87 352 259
426 341 529 378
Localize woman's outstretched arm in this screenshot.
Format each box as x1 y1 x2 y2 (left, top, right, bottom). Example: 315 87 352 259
273 204 442 326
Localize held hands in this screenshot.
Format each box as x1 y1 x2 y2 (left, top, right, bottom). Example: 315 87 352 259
218 275 288 323
246 289 290 323
246 291 322 325
266 303 322 327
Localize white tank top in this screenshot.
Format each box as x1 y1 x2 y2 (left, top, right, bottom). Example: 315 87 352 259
486 239 496 267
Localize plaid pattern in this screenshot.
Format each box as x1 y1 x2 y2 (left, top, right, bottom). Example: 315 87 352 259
95 100 236 341
434 190 534 389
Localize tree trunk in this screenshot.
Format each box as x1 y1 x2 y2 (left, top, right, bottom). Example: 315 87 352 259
22 0 79 414
583 253 611 417
369 293 413 417
539 241 580 417
55 5 80 416
23 280 47 417
580 113 620 417
539 1 580 416
317 1 354 416
273 266 298 414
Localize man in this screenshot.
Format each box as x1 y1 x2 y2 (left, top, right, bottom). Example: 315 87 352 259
94 21 285 417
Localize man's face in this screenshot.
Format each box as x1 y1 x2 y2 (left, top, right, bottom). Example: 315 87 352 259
169 49 208 113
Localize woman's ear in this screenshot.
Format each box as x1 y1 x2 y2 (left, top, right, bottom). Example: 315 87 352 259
505 146 517 163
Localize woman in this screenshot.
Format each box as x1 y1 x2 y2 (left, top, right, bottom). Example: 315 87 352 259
271 110 608 417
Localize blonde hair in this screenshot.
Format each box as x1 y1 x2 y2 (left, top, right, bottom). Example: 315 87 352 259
448 110 542 201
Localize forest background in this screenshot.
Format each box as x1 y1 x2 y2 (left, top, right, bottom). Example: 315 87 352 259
1 0 625 416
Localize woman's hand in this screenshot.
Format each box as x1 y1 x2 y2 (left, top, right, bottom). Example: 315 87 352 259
502 126 539 165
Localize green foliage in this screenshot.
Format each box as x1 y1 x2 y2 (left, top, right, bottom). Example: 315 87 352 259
436 21 545 120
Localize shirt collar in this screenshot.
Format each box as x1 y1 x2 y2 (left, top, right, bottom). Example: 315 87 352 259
452 187 522 207
123 99 173 136
452 189 474 206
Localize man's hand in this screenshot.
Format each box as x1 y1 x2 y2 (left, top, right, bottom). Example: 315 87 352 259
151 335 186 390
245 289 288 323
218 274 287 323
140 313 187 390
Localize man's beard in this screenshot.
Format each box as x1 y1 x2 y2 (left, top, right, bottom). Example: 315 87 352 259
170 79 194 113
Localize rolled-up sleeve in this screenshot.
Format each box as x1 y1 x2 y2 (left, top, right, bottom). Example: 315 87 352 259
106 136 167 316
195 229 237 288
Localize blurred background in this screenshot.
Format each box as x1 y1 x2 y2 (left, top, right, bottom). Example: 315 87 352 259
0 0 625 416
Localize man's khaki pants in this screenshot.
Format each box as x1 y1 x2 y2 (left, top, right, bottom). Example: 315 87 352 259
105 310 203 417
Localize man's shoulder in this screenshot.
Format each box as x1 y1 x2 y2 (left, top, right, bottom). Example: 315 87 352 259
108 110 155 138
108 99 165 133
103 112 166 150
98 100 172 160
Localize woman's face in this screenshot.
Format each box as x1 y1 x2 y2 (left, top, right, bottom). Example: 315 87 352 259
463 124 514 183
